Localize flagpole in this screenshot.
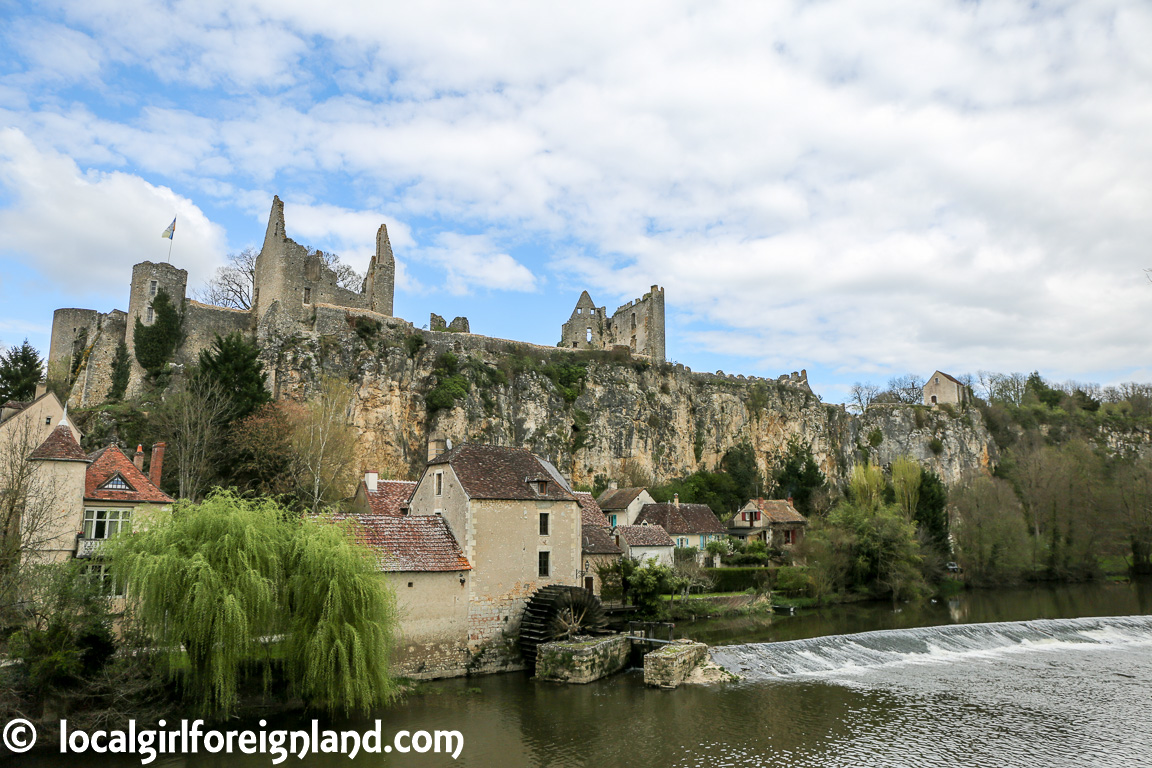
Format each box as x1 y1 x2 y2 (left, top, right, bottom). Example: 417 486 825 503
167 236 173 263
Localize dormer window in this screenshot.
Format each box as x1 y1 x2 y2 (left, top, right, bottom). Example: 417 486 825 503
534 480 548 495
100 474 132 491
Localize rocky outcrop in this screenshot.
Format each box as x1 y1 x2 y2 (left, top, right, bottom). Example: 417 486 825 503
256 312 999 487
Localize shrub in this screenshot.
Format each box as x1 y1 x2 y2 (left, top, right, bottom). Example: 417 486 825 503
928 437 944 455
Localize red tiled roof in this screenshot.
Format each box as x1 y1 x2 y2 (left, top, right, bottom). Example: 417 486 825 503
334 514 471 572
427 444 575 501
574 492 610 527
582 524 622 554
636 502 727 535
85 444 173 504
361 479 416 516
28 425 89 462
615 524 674 547
597 487 645 511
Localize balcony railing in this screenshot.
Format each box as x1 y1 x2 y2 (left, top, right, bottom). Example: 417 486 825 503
76 537 106 557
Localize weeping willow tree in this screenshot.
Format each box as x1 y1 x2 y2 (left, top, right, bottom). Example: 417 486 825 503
105 492 397 717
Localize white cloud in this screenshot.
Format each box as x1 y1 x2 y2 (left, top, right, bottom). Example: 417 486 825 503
0 128 227 298
4 1 1152 387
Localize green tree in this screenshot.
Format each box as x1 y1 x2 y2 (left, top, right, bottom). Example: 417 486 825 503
771 438 826 516
133 289 183 376
950 474 1030 585
0 339 44 403
915 467 949 553
197 332 271 421
625 560 677 618
106 341 131 401
105 492 397 717
891 455 921 522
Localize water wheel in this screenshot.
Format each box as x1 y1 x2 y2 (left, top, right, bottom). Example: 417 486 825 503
519 585 608 668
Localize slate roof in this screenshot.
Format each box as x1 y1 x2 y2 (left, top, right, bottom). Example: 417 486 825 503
427 444 575 501
738 498 808 525
338 514 471 572
582 524 623 555
635 502 727 535
597 487 646 511
85 444 174 504
574 492 610 527
360 479 416 516
615 524 674 547
28 424 90 462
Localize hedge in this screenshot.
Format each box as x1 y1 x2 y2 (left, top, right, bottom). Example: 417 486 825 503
704 567 774 593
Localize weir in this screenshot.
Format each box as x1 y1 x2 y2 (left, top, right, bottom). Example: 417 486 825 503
710 615 1152 680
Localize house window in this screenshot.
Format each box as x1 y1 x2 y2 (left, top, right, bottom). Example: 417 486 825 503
145 306 154 324
85 563 123 597
539 513 550 536
538 550 551 578
678 537 688 548
149 280 158 297
100 474 132 491
434 472 443 496
83 508 132 539
935 377 940 384
609 514 617 527
783 529 796 545
303 287 312 304
45 416 52 426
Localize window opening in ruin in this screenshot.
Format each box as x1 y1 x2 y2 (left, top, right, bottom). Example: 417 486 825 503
631 313 636 330
539 512 550 536
145 306 154 324
586 327 592 342
538 550 551 578
303 287 312 304
149 280 157 297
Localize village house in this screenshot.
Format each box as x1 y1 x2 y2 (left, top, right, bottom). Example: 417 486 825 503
923 371 971 407
348 472 416 517
19 419 173 595
613 524 674 567
574 491 620 596
728 498 808 550
634 495 727 554
596 486 657 527
403 443 583 674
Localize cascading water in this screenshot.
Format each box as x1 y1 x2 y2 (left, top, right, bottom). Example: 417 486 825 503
710 615 1152 680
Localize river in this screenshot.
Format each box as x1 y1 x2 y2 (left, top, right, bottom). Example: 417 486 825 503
8 581 1152 767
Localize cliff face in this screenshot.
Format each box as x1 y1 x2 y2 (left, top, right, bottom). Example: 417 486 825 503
259 314 999 487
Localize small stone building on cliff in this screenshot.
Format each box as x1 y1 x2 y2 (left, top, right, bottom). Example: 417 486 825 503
922 371 971 407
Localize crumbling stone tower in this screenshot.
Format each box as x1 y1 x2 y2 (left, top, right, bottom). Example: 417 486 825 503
559 285 665 363
252 196 395 324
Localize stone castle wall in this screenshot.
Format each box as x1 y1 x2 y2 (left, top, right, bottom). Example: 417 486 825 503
559 285 666 362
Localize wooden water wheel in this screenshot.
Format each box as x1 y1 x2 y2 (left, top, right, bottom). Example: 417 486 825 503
519 584 608 667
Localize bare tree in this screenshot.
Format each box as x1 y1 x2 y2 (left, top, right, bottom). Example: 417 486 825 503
848 382 880 414
885 374 926 405
195 247 365 310
288 376 359 513
195 248 257 310
153 376 235 500
0 414 69 623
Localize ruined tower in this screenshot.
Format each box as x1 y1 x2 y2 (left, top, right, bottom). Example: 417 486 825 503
363 223 396 316
558 285 666 363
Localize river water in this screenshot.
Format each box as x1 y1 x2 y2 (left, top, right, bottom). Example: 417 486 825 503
9 581 1152 767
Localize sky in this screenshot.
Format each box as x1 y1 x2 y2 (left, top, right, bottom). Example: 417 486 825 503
2 0 1151 404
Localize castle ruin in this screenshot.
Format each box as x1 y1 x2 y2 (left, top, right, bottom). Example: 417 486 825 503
48 196 668 406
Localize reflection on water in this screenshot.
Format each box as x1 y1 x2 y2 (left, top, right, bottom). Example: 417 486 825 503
9 581 1152 768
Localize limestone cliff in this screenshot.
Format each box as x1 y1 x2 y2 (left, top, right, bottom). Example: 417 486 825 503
259 311 999 487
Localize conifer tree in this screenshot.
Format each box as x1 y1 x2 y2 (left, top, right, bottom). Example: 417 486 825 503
0 339 44 403
197 332 270 420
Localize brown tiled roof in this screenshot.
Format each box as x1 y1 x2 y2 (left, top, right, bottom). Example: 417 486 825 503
597 487 645 511
28 425 89 462
427 444 575 501
574 492 610 527
616 524 674 547
361 479 416 516
85 444 174 504
338 514 471 572
582 524 622 555
636 502 727 535
741 498 807 524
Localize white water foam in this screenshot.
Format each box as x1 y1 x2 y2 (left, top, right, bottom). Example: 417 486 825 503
710 615 1152 681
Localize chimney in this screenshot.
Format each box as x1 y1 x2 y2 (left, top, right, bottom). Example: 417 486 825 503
608 480 618 490
35 383 47 398
149 443 166 487
427 437 447 462
673 493 680 508
364 471 378 493
787 496 794 507
134 445 145 471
